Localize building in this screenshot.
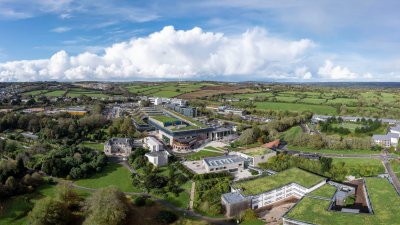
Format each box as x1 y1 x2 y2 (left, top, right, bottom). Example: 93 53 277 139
203 155 246 173
104 138 135 156
372 132 399 148
144 136 164 152
145 151 168 166
390 124 400 134
282 178 397 225
65 107 88 116
211 127 233 140
221 168 326 217
166 104 197 117
233 147 276 167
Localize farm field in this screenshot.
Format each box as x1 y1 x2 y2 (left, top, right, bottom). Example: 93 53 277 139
66 88 109 98
253 102 337 115
43 90 66 97
75 163 140 192
286 145 380 155
126 83 212 97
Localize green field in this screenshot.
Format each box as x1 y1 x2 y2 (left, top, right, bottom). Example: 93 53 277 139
126 83 209 97
79 141 104 152
43 90 66 97
285 178 400 225
75 163 140 192
253 102 337 115
286 146 380 155
233 168 324 196
280 125 302 142
66 88 109 98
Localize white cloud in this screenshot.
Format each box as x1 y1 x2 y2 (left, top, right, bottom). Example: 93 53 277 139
318 60 357 79
295 66 312 79
0 26 315 81
51 27 71 33
317 60 372 80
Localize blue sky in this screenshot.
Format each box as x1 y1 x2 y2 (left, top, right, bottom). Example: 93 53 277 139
0 0 399 81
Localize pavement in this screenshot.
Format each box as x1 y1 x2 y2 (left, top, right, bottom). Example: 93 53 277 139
382 159 400 194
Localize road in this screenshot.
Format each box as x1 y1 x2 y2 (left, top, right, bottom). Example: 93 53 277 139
382 159 400 194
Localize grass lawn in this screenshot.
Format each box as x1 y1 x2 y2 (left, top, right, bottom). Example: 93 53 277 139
185 150 224 160
286 145 380 155
308 184 337 198
152 115 180 124
390 159 400 179
80 141 104 152
43 90 66 97
233 168 325 196
285 178 400 225
254 102 337 115
75 163 141 192
281 125 302 142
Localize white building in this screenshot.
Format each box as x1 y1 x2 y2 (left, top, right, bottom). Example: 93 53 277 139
203 155 246 173
145 151 168 166
390 124 400 134
104 138 135 156
221 168 326 217
372 132 399 148
144 136 164 152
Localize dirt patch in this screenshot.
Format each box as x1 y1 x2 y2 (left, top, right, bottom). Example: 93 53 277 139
255 197 298 225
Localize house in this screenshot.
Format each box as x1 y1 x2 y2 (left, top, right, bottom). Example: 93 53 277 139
104 138 135 156
144 136 164 152
390 124 400 134
221 168 326 217
145 151 168 166
372 132 399 148
203 155 246 173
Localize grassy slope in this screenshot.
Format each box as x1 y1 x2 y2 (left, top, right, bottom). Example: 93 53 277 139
75 163 141 192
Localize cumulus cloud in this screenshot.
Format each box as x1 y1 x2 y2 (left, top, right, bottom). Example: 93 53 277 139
317 60 372 80
0 26 315 81
295 66 312 79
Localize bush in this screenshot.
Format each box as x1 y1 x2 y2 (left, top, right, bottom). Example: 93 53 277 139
155 210 178 224
134 196 146 207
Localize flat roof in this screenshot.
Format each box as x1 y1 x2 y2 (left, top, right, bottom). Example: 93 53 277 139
285 178 400 225
203 155 246 167
222 192 247 204
232 167 325 196
151 115 181 124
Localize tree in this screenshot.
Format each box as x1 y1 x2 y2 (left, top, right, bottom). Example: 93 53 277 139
55 183 80 209
28 198 70 225
320 157 333 173
155 210 178 224
83 187 129 225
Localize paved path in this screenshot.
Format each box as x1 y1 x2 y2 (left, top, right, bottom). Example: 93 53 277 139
382 159 400 194
189 181 195 210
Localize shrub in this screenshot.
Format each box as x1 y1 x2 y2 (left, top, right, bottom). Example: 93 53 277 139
155 210 178 224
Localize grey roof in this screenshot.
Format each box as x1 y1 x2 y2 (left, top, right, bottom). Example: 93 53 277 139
391 124 400 132
145 151 167 157
372 134 390 141
213 127 232 132
222 192 248 204
106 138 134 146
203 155 246 167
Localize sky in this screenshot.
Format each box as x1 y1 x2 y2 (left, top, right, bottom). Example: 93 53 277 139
0 0 399 82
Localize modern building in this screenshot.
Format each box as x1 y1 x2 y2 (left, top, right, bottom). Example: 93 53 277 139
372 132 399 148
282 178 396 225
233 147 276 167
144 136 164 152
104 138 135 156
221 168 326 217
166 104 197 117
203 155 246 173
145 151 168 166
